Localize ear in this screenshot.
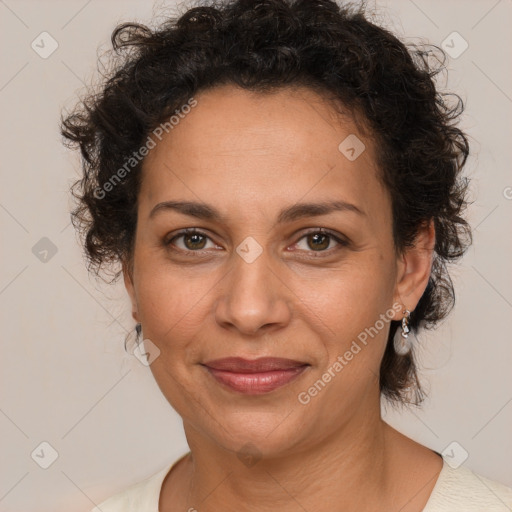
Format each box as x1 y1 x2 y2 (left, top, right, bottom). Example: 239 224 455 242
122 260 140 323
392 220 435 318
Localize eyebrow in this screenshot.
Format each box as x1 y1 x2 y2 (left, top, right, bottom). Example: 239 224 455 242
149 199 365 223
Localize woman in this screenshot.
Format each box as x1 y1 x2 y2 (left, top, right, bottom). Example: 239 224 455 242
61 0 512 510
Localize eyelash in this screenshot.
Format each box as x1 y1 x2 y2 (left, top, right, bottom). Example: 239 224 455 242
165 228 349 258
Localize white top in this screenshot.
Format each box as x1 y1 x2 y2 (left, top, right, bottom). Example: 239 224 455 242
91 454 512 512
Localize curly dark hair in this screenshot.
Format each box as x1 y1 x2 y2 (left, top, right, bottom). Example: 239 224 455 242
61 0 472 407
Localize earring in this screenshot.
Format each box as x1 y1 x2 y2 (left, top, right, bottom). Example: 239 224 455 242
124 322 142 354
393 309 412 355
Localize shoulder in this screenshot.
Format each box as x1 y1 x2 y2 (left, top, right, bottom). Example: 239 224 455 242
89 463 174 512
424 461 512 511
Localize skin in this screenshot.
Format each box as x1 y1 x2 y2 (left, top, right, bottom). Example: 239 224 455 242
123 84 442 512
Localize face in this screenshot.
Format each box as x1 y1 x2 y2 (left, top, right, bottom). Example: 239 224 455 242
124 85 432 457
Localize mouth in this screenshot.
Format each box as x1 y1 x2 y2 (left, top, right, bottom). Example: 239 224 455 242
201 357 310 395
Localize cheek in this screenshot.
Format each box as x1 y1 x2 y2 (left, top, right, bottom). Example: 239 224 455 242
134 259 220 349
293 254 396 387
134 237 396 352
294 252 395 326
135 266 210 406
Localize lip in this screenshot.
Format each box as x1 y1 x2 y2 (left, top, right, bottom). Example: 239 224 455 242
203 357 308 372
202 357 310 395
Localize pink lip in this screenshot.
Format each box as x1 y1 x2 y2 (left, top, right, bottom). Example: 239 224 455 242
202 357 309 395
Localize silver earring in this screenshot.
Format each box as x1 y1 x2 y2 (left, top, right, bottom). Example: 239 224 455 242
124 322 142 354
393 309 412 355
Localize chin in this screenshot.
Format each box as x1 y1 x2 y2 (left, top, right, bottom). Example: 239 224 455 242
205 411 306 458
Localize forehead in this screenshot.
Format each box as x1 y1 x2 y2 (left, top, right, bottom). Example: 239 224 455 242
139 84 387 222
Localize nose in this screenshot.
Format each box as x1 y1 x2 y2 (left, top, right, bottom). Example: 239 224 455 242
214 245 292 337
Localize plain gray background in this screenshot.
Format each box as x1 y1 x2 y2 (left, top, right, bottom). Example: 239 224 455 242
0 0 511 510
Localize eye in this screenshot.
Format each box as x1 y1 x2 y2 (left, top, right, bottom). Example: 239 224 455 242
292 229 348 254
166 229 219 252
165 228 348 257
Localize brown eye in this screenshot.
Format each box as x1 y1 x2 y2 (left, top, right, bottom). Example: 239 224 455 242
306 232 330 251
293 229 348 254
182 232 207 250
166 230 216 251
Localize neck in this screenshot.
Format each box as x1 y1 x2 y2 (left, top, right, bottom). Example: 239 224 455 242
173 403 397 511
